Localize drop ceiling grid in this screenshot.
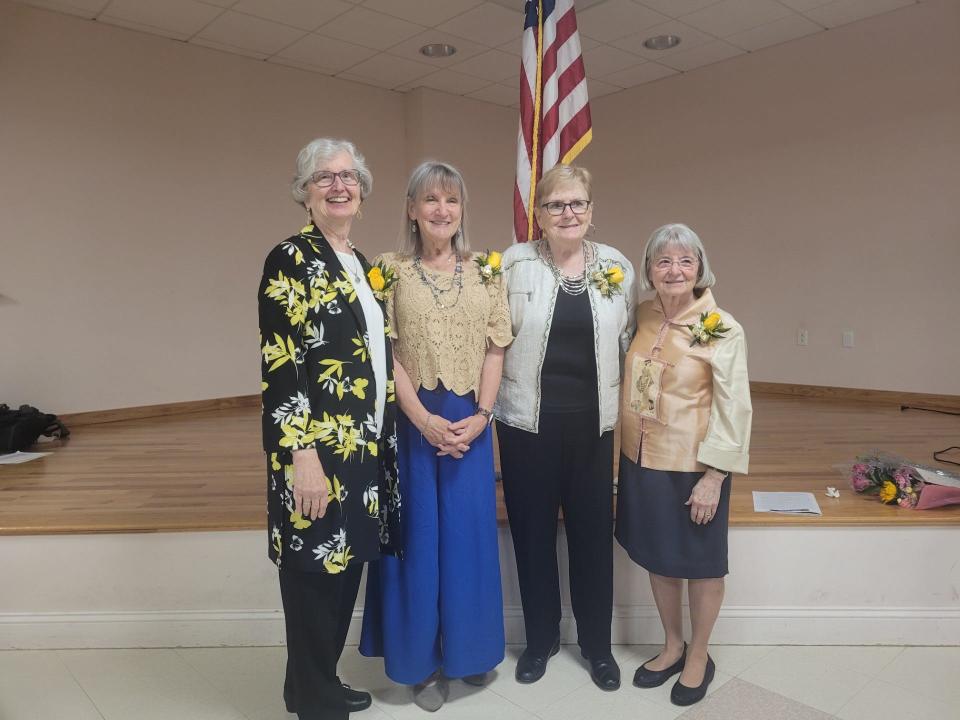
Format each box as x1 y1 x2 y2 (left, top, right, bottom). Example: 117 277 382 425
15 0 923 105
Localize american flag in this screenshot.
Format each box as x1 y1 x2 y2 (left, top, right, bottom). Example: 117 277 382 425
514 0 592 243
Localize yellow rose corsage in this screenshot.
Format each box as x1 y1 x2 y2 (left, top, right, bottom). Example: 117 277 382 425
474 250 503 285
367 260 397 302
688 311 730 346
589 262 625 299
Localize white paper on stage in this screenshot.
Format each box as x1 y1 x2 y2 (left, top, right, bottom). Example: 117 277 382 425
0 451 51 464
752 491 822 515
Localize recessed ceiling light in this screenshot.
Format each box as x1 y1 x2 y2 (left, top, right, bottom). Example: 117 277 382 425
420 43 457 58
642 34 680 51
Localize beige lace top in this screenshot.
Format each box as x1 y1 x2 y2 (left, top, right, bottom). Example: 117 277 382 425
380 252 513 396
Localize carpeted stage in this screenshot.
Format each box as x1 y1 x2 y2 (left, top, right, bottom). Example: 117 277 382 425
2 392 959 535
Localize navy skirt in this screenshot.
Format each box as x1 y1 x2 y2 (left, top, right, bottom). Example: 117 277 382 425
614 454 731 579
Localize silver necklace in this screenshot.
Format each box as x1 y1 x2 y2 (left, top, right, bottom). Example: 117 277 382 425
337 249 364 285
413 253 463 309
540 240 590 295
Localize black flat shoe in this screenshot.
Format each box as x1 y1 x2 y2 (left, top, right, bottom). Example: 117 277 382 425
670 655 715 706
515 636 561 684
341 684 372 712
633 643 686 688
581 651 621 691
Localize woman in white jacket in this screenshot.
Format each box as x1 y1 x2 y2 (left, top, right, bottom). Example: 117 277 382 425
495 164 635 692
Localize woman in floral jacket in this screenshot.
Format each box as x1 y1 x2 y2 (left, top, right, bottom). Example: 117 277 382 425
259 137 401 720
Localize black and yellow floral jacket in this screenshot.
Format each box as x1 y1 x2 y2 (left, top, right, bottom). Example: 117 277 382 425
258 225 401 574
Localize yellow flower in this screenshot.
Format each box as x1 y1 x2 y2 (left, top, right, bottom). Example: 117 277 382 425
367 266 385 291
703 312 722 332
488 251 502 270
606 265 624 285
879 480 898 503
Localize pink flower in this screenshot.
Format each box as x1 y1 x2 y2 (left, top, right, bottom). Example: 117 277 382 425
852 463 869 474
898 494 917 509
851 473 870 492
894 467 914 489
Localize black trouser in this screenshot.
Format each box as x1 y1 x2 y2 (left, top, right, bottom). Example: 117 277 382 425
279 563 364 720
497 411 614 659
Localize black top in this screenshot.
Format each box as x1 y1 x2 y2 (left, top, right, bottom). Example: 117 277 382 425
539 287 598 413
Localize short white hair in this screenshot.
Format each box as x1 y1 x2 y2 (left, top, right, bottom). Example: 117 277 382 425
638 223 716 291
291 138 373 206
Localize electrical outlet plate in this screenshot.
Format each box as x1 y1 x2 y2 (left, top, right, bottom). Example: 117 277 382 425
797 329 808 346
842 331 855 348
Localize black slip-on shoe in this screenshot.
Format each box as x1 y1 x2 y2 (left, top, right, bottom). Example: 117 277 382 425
670 655 715 706
633 643 687 688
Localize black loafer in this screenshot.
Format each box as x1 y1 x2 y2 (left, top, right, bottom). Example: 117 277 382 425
341 684 372 712
515 636 561 684
633 644 686 688
581 651 621 691
670 655 715 706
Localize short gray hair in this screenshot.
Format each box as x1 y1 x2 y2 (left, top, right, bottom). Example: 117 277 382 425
399 161 470 256
638 223 716 291
291 138 373 206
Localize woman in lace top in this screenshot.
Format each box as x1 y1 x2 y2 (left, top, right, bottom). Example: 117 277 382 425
360 161 512 711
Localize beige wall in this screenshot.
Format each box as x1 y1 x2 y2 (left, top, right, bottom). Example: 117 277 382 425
586 0 960 395
1 0 957 414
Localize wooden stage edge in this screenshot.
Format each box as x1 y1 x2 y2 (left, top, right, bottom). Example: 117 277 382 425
59 383 960 426
4 390 960 535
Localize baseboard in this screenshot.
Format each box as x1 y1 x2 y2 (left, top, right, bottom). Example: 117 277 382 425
60 395 260 426
750 382 960 412
4 605 958 650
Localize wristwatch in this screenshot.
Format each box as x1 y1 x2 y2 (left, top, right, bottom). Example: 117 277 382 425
476 406 495 425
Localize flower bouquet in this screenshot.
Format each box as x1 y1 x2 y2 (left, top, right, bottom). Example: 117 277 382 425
844 451 960 510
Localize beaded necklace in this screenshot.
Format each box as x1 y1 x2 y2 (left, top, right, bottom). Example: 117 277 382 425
413 253 463 309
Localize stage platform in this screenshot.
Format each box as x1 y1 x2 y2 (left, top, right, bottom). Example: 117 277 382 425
2 393 959 534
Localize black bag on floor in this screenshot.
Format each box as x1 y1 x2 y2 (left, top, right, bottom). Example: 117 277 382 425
0 404 70 453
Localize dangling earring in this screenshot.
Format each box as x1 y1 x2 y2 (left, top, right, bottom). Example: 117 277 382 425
356 206 363 220
411 221 418 234
587 222 597 238
305 207 313 227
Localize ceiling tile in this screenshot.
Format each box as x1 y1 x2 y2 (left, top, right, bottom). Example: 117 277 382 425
726 14 823 51
681 0 794 37
777 0 834 10
635 0 724 17
385 29 487 68
336 73 398 91
602 61 677 87
99 0 222 36
801 0 916 28
435 2 524 47
189 37 270 60
612 19 713 59
273 32 378 73
465 82 517 106
195 0 235 7
228 0 352 31
497 34 522 56
576 0 670 43
18 0 109 18
578 34 602 51
583 44 644 76
195 10 306 53
450 49 520 82
584 77 624 98
342 52 436 89
399 69 492 95
316 7 425 50
659 38 744 70
96 15 192 40
361 0 484 28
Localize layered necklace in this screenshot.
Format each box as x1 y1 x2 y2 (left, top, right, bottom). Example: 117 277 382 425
413 252 463 309
540 239 592 295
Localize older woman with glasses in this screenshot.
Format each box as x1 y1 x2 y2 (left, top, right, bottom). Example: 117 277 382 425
258 137 401 720
495 164 635 691
616 223 752 707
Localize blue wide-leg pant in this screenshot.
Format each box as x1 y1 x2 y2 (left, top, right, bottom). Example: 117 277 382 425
359 386 505 684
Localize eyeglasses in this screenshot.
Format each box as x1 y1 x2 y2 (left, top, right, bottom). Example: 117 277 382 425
541 200 592 216
310 169 361 188
652 257 699 272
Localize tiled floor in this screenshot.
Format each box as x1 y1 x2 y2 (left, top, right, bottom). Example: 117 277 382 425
1 644 957 720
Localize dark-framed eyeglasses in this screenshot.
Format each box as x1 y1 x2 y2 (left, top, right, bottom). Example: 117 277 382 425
541 199 592 216
310 169 361 188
